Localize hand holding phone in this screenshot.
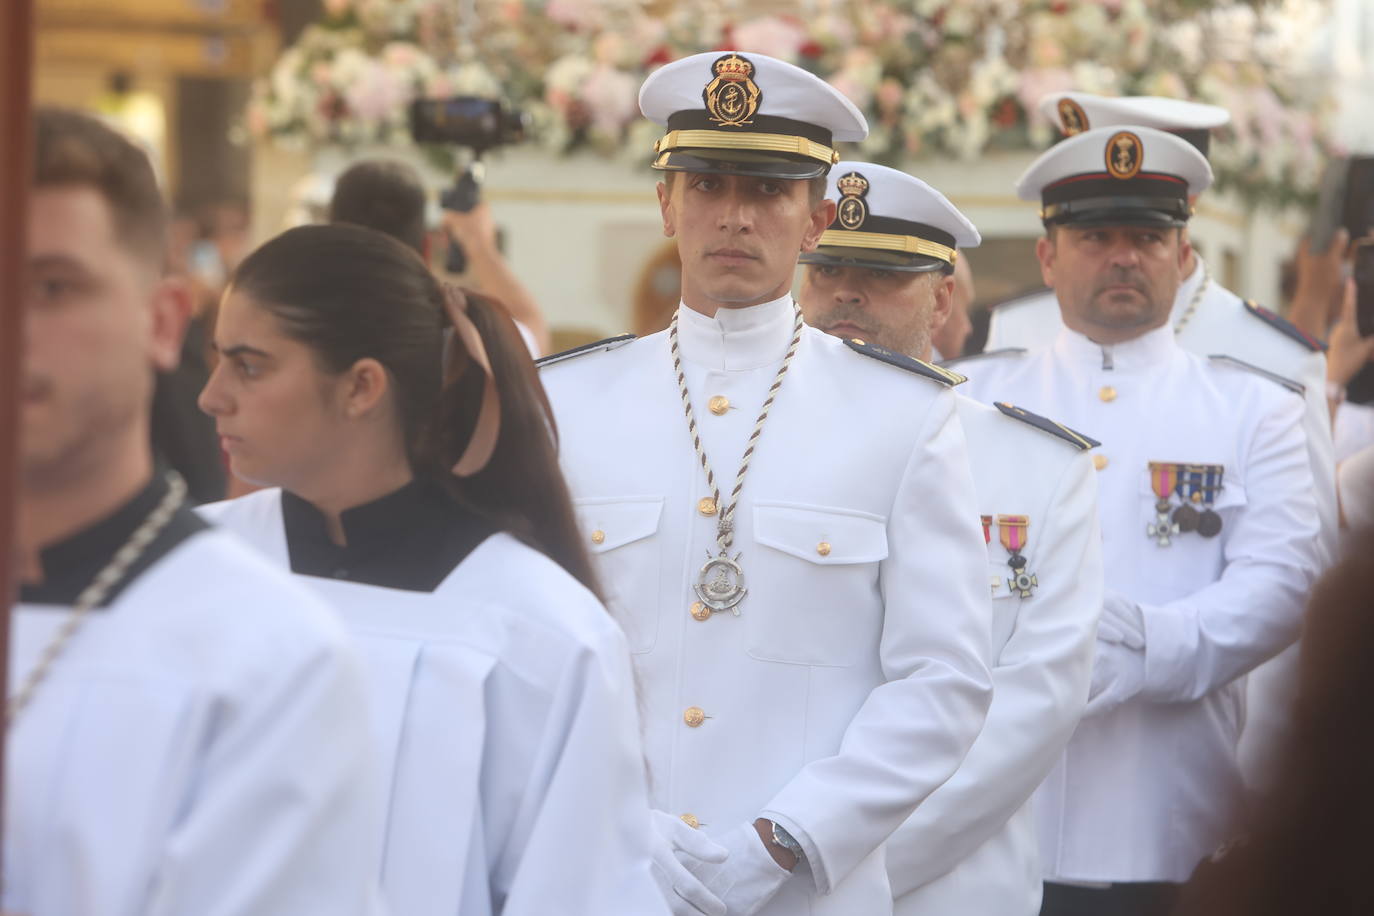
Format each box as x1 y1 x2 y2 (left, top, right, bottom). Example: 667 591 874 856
1353 240 1374 338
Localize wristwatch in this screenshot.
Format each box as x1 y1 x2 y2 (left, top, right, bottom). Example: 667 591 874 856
768 820 805 861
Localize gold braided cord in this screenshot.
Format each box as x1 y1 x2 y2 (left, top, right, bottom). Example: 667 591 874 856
1172 257 1210 337
654 129 839 165
817 229 957 264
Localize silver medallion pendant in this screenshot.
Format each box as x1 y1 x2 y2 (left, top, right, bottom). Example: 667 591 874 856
696 550 748 616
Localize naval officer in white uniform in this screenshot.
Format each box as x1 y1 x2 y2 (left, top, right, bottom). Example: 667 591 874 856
539 53 994 916
12 108 379 916
985 92 1336 787
950 126 1321 916
797 162 1104 916
198 224 666 916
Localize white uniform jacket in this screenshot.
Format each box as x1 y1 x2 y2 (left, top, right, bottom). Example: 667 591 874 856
984 259 1336 787
9 478 378 916
202 487 665 916
889 395 1103 916
540 297 994 916
952 324 1321 883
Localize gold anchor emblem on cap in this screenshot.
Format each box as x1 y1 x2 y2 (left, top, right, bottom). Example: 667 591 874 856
836 171 870 231
703 53 761 128
1058 98 1088 135
1106 131 1143 180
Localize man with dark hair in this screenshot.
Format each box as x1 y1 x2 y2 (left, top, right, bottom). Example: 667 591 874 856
329 159 429 254
12 107 378 915
540 53 993 916
950 125 1320 916
328 156 550 354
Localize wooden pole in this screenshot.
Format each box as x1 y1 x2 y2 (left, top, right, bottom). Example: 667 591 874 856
0 0 36 886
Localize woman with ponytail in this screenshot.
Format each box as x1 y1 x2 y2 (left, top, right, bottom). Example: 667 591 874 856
197 224 668 915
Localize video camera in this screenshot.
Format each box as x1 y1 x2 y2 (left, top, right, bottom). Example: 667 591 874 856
410 97 529 271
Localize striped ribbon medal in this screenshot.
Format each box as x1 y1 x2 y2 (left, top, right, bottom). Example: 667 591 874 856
1197 464 1226 538
998 515 1037 597
1147 461 1183 547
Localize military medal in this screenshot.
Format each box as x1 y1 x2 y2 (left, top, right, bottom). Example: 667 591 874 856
670 303 805 618
1197 464 1225 538
1147 461 1182 547
998 515 1037 598
1172 465 1203 533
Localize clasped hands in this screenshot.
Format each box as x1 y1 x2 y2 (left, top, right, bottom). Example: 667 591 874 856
1086 590 1148 718
649 811 792 916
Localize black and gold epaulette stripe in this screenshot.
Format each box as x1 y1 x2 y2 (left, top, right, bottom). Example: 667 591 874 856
994 402 1101 451
939 347 1027 369
535 334 636 369
1242 300 1326 352
844 337 965 386
1207 354 1305 395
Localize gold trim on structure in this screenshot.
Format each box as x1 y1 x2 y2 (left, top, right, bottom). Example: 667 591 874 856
655 129 838 165
818 229 957 263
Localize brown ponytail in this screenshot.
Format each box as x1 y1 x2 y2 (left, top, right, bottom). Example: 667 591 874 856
230 223 603 600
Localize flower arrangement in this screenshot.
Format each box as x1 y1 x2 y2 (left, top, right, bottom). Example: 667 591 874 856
248 0 1331 207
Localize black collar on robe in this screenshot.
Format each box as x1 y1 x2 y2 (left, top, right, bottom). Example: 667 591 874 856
280 479 496 592
20 470 208 608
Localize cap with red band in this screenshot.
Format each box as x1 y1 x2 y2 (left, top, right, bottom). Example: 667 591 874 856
1016 125 1214 228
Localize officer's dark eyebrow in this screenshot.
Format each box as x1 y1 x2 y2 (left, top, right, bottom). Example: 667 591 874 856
212 342 272 360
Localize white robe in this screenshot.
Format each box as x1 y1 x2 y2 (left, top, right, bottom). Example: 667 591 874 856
7 527 379 916
202 489 665 916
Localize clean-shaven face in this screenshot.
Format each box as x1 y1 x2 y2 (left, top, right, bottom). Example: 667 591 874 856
658 171 833 311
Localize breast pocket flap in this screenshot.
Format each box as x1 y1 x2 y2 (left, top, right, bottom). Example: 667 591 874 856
575 497 664 553
753 502 889 565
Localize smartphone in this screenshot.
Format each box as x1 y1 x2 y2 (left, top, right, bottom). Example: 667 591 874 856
1354 240 1374 337
1309 158 1348 253
1343 157 1374 242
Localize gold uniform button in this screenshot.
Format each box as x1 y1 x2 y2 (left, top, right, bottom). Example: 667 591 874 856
683 706 707 728
1099 385 1118 402
698 497 718 516
690 601 712 621
708 395 730 415
590 529 605 544
680 813 700 829
1093 454 1109 471
816 541 832 557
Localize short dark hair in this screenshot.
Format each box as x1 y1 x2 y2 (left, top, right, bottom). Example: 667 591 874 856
328 159 428 254
663 169 829 206
33 107 167 266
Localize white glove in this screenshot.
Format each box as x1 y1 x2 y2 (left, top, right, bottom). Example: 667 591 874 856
649 810 728 916
688 822 792 916
1084 640 1147 718
1096 590 1146 650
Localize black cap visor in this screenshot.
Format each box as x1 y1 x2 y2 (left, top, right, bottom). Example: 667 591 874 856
1043 196 1190 229
800 247 951 273
653 148 829 180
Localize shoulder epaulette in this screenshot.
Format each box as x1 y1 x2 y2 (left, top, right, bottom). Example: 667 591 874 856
939 347 1027 369
535 334 636 369
843 337 965 386
1242 300 1327 352
994 402 1101 451
1207 354 1306 395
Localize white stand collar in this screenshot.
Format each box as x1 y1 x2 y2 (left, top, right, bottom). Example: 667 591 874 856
674 295 797 371
1051 320 1177 371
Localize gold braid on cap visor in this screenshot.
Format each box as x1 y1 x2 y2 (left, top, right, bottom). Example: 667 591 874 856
654 129 841 166
817 229 958 264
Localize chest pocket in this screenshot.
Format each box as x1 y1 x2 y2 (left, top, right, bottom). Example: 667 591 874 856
1136 472 1246 584
575 497 663 654
749 502 889 667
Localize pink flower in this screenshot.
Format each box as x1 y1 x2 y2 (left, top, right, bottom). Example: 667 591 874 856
731 16 809 62
344 60 409 124
1017 68 1074 124
581 65 638 136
